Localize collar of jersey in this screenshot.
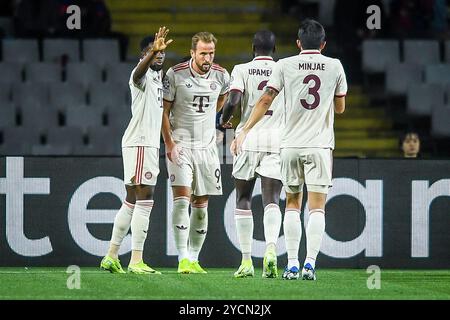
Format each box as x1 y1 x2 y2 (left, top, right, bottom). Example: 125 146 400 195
253 56 273 61
300 49 321 55
189 58 210 78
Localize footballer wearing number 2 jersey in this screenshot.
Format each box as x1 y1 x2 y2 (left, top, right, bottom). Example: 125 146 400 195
234 19 347 281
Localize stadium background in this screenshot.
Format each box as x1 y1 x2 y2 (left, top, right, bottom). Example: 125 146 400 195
0 0 449 269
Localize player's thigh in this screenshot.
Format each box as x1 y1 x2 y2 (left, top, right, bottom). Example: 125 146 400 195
166 148 194 189
302 148 332 194
122 146 159 186
280 148 305 194
191 146 222 196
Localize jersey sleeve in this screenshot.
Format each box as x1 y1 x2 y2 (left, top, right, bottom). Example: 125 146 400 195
163 68 176 102
266 60 284 93
335 60 348 97
229 65 245 93
220 69 231 95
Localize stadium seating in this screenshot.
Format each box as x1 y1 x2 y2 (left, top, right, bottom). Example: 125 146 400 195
89 82 128 108
19 102 59 129
431 105 450 137
83 39 121 68
43 39 80 63
0 103 16 127
385 63 422 96
66 62 103 89
445 40 450 63
64 105 104 131
49 82 86 110
0 127 41 155
403 40 440 67
2 39 39 63
407 84 445 116
26 62 62 83
12 82 49 106
362 40 400 74
44 127 85 153
424 64 450 86
0 62 23 83
0 83 12 103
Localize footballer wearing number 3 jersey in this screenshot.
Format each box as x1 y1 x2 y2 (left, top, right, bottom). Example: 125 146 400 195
234 19 347 281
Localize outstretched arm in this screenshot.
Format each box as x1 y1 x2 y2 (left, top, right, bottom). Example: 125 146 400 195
232 87 278 154
133 26 173 86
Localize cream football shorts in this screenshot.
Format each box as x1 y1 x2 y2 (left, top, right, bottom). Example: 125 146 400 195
167 144 222 196
280 147 333 194
232 150 281 181
122 146 160 186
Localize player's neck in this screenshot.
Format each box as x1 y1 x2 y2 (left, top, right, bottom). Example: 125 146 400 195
190 59 208 76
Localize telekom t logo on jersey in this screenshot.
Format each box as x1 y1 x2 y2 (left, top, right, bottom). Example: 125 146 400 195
193 95 210 113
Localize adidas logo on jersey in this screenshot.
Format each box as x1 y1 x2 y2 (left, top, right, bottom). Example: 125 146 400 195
176 225 188 230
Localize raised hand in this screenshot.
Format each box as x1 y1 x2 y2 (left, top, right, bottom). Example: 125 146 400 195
152 26 173 52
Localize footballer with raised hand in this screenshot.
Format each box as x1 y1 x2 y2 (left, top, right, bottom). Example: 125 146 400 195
100 26 173 275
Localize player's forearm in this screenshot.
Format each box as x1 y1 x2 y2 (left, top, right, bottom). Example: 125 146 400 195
216 93 228 112
161 111 174 147
241 93 273 132
220 101 236 124
220 91 241 124
133 50 156 84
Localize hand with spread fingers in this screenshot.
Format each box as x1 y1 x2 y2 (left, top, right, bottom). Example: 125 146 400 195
151 26 173 52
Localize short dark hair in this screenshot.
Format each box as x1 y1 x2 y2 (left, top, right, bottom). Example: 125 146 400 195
253 30 276 54
140 35 155 51
297 19 326 50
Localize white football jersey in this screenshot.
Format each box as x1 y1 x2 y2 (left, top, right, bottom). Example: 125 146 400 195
230 56 284 153
122 66 164 148
163 59 230 149
267 49 347 149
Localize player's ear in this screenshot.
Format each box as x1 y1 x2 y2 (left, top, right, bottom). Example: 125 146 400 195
320 41 327 52
296 40 302 50
190 49 195 59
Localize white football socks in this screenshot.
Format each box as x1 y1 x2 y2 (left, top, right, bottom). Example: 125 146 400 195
263 203 282 251
110 201 134 247
284 209 302 269
305 209 325 269
189 203 208 262
172 196 190 261
235 209 253 261
130 200 153 251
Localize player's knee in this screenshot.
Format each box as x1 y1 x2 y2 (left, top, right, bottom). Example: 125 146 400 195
135 185 154 200
191 195 208 207
125 185 136 204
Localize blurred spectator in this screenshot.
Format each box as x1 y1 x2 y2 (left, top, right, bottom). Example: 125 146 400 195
390 0 435 38
401 131 421 158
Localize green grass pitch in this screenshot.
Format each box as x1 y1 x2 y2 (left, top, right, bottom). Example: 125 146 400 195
0 268 449 300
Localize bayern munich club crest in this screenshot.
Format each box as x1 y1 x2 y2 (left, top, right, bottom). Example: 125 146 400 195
170 174 176 182
145 171 152 180
210 82 217 90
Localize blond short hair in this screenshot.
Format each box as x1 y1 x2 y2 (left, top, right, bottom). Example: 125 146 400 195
191 32 217 50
